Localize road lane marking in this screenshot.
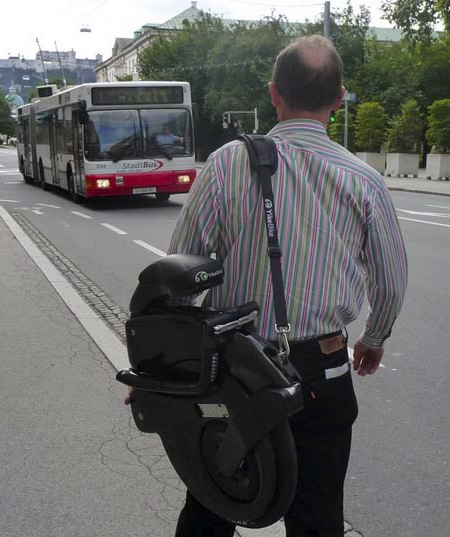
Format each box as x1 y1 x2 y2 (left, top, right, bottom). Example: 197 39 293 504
398 216 450 228
397 209 450 218
71 210 92 219
427 204 450 210
133 240 166 257
0 199 20 203
101 223 128 235
37 203 61 209
31 209 44 215
0 169 19 174
4 181 23 184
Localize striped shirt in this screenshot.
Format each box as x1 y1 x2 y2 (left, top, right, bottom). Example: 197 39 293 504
168 119 407 348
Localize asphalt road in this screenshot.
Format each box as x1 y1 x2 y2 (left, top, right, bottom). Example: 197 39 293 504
1 146 450 537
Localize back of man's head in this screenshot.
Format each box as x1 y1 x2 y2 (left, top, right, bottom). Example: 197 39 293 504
272 35 343 113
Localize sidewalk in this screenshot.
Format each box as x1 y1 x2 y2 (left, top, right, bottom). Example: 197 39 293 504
383 170 450 197
0 169 445 537
0 208 185 537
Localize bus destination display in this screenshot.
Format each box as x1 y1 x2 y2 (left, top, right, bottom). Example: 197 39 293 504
91 86 184 106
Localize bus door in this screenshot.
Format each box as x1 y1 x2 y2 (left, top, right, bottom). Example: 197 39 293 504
22 118 31 175
48 113 59 186
72 111 85 193
29 108 38 180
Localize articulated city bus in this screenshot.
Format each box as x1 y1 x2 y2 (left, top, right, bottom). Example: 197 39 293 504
16 81 196 203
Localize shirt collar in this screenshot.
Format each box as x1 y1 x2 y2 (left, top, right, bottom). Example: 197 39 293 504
268 119 328 140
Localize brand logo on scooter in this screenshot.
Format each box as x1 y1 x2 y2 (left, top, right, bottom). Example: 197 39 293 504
195 269 223 283
195 271 209 283
264 199 273 209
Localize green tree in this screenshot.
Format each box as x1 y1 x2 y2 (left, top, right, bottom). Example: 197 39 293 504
355 101 388 152
386 99 423 153
0 94 15 137
426 99 450 153
381 0 449 43
138 13 287 158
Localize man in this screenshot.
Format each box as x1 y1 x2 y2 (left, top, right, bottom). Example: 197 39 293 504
140 35 407 536
156 124 184 146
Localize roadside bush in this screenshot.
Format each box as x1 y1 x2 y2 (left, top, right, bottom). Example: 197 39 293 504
354 101 387 152
426 99 450 154
386 99 423 153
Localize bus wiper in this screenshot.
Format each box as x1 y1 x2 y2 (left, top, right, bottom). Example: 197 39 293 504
110 136 137 163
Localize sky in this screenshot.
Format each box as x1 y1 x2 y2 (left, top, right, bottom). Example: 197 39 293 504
1 0 392 62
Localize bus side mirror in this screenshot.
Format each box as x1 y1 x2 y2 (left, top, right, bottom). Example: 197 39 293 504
78 99 89 125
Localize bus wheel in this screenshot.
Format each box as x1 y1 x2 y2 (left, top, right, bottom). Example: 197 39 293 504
155 192 170 202
68 171 83 204
39 161 50 191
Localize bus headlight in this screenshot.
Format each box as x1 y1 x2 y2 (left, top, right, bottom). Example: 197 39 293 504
96 179 110 189
177 175 191 184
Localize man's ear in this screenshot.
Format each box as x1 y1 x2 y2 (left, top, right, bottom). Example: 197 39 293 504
332 86 346 112
268 82 282 108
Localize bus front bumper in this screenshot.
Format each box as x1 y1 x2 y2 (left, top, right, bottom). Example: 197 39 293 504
84 169 196 198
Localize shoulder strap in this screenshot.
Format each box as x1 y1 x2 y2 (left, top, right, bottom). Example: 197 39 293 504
238 134 290 354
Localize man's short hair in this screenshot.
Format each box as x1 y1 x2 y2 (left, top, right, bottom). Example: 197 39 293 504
272 35 343 112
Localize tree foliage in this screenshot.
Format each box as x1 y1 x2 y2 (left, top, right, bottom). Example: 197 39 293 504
386 99 423 153
381 0 441 43
138 13 287 158
426 99 450 153
135 3 450 159
0 94 15 136
355 101 388 152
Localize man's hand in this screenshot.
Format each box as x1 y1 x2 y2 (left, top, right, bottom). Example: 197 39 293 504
124 387 134 405
353 338 384 376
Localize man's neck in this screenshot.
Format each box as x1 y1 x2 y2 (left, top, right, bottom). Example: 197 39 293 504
278 109 330 127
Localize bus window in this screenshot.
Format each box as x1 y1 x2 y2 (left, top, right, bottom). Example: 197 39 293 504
141 108 193 159
84 110 139 161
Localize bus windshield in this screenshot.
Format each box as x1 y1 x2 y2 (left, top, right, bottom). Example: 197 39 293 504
84 108 193 162
84 110 139 162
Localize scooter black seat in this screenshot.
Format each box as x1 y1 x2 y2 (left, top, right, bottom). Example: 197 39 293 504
129 254 224 314
117 254 303 528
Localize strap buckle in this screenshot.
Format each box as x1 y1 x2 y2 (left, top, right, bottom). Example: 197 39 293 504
275 324 291 361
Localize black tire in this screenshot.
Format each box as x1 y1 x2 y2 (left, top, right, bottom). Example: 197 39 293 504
155 192 170 202
67 171 83 204
39 161 50 191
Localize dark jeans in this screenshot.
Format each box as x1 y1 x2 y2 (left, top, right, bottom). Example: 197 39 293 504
175 338 358 537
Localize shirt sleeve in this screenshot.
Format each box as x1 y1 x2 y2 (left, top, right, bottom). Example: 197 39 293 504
360 183 408 348
168 154 221 257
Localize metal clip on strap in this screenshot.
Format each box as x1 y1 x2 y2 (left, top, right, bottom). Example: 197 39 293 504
276 324 291 360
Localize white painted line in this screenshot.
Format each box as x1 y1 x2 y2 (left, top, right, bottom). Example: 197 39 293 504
133 239 166 257
0 204 128 372
398 216 450 228
4 181 23 184
31 209 44 215
36 203 61 209
427 204 450 210
0 199 20 203
101 222 128 235
71 210 92 219
0 169 19 174
397 208 450 218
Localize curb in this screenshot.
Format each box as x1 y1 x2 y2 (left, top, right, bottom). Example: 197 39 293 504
387 186 450 197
